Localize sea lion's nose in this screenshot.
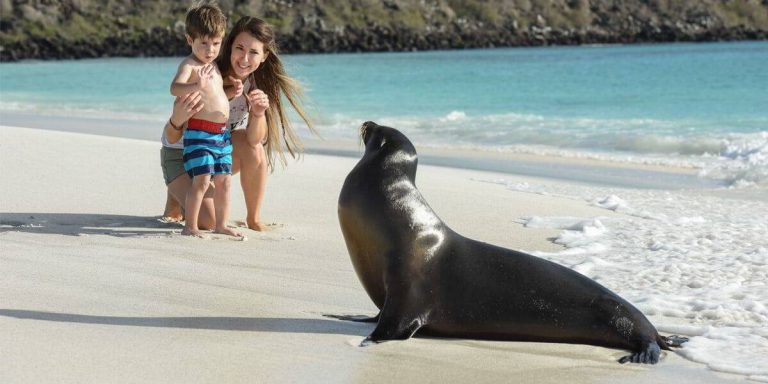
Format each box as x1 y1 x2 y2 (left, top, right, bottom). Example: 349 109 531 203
360 121 378 142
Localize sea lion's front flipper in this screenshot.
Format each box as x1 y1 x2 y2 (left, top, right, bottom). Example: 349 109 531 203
363 284 428 344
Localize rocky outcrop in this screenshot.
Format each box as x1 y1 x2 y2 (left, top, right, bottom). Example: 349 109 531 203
1 0 767 61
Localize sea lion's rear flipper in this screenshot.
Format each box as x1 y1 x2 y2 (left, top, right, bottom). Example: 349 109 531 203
660 334 689 348
323 313 380 323
618 341 661 364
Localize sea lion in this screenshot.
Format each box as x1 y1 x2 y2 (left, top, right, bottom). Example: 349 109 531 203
333 121 686 364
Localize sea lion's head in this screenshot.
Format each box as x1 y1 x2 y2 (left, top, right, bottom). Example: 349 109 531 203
360 121 417 156
359 121 418 179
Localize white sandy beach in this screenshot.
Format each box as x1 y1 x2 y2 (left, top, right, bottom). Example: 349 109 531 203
0 125 756 383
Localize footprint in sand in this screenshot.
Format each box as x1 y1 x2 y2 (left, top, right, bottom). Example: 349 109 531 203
234 221 283 231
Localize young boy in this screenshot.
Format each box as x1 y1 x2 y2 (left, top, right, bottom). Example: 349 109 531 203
170 3 241 238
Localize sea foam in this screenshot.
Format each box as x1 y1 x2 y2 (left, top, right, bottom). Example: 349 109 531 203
699 132 768 188
312 112 768 188
492 178 768 378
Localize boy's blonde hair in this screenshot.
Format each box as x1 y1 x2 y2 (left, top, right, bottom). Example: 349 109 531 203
185 2 226 39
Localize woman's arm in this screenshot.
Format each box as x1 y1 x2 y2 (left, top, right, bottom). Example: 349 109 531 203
246 111 268 146
164 91 204 144
245 89 270 146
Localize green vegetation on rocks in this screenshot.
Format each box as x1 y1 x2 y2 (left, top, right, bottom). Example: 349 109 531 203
1 0 766 61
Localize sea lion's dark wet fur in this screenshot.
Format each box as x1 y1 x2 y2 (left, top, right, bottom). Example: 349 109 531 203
333 121 686 364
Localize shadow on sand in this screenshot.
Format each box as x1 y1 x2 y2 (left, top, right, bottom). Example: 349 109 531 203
0 309 370 336
0 212 181 237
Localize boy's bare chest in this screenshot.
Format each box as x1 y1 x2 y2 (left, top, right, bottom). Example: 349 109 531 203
189 67 223 88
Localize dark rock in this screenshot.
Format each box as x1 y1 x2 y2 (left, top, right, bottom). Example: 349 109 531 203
1 0 767 61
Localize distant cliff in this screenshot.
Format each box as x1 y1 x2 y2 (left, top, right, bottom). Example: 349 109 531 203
1 0 767 61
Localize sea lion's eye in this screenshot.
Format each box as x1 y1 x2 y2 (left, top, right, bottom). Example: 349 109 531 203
380 139 386 148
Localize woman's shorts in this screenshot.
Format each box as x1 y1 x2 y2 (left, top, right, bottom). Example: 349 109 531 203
160 146 187 185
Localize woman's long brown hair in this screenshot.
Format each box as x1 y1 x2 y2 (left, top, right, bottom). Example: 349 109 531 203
218 16 316 169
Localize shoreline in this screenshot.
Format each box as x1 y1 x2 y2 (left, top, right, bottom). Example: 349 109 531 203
0 110 719 191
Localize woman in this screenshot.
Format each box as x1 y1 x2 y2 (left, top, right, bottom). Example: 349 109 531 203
161 16 315 231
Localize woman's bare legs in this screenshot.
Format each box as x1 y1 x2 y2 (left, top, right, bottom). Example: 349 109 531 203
231 130 269 231
167 174 216 229
162 191 183 222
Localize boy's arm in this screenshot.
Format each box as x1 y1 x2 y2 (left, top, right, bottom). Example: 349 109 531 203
170 61 195 96
170 63 213 96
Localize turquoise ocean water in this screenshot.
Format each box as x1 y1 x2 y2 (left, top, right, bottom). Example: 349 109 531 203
1 41 766 185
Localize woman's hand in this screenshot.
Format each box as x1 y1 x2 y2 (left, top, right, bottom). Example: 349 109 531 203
246 89 269 117
171 91 204 127
166 91 204 144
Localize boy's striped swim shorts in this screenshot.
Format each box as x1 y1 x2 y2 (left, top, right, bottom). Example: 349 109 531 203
182 119 232 177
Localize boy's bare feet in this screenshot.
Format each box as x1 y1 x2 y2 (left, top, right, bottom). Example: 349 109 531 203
181 227 206 238
246 220 271 232
215 226 244 238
